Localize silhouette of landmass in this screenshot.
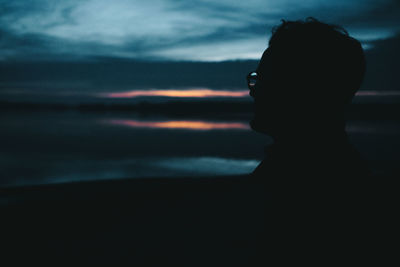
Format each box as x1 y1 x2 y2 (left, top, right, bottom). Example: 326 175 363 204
1 100 400 121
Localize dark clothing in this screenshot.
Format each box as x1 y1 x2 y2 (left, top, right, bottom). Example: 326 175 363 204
250 138 378 264
253 138 370 180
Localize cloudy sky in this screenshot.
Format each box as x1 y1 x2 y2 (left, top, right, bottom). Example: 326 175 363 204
1 0 399 61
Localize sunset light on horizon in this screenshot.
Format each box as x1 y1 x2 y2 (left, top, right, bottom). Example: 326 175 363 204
102 119 250 131
98 89 249 99
95 89 400 100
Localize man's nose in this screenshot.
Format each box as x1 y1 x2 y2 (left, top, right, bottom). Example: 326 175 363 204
249 87 255 98
249 82 259 98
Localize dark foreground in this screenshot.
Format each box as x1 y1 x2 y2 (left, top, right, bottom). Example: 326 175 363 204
1 175 397 266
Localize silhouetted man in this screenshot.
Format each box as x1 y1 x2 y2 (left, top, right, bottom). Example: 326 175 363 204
248 18 372 264
249 18 369 184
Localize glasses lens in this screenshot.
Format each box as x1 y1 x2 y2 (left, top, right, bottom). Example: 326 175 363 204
247 72 257 88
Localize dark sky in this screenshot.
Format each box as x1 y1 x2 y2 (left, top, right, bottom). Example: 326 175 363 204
0 0 399 95
1 0 400 61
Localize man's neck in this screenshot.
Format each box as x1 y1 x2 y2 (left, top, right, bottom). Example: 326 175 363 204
273 127 348 150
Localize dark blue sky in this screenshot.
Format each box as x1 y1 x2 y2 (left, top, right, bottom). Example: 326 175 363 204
1 0 400 61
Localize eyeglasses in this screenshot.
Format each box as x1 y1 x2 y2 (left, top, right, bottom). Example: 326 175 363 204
247 71 258 90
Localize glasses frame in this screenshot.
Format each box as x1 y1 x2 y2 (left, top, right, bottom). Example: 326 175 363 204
247 71 258 91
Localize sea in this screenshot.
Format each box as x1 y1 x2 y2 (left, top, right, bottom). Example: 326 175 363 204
1 88 399 187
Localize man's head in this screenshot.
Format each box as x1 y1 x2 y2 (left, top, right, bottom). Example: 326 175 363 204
250 18 365 138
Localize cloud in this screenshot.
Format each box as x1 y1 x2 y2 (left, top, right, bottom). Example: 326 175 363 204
0 0 399 61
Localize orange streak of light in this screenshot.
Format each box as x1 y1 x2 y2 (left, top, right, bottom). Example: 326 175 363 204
99 89 249 98
104 119 250 130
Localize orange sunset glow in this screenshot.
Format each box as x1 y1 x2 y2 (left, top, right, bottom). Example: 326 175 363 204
99 89 249 98
103 119 250 131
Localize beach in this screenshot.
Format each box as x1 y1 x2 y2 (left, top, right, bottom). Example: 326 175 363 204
2 173 398 265
2 175 267 265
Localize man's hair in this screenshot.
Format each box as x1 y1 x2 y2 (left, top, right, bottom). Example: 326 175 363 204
266 17 365 106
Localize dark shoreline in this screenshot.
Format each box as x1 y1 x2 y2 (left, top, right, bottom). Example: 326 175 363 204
1 175 267 266
1 174 397 265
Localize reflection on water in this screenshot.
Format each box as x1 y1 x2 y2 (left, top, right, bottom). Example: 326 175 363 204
102 118 400 133
2 110 399 187
102 119 250 130
1 157 259 187
153 157 259 175
98 89 249 98
0 112 267 187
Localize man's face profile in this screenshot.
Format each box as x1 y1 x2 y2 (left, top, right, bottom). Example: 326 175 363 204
250 48 287 136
